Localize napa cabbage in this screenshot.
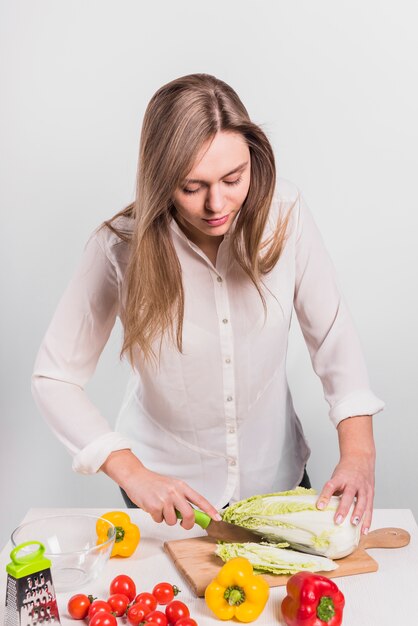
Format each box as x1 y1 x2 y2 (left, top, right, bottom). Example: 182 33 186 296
222 487 361 559
215 540 338 575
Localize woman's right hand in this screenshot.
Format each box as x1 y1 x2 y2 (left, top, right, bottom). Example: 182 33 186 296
100 449 221 529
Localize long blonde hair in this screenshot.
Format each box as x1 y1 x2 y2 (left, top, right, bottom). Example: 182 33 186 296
105 73 290 363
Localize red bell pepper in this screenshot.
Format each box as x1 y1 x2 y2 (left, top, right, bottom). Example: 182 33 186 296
281 572 345 626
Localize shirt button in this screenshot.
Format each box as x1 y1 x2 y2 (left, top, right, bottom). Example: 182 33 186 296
226 396 233 402
229 458 237 466
229 427 236 433
222 318 228 324
225 358 231 364
217 276 223 282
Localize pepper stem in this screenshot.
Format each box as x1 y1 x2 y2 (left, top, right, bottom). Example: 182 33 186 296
110 526 125 543
224 586 246 606
317 596 335 622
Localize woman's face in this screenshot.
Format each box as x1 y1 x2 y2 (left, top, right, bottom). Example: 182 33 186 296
172 131 251 247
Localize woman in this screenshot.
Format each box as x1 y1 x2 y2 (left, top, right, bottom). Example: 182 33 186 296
32 73 384 534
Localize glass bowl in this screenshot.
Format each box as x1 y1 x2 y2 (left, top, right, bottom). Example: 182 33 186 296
11 514 116 591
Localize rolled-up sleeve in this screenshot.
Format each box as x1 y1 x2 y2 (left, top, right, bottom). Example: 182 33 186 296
31 230 133 473
293 193 384 426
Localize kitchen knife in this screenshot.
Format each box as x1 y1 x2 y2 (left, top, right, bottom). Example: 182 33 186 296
176 509 262 543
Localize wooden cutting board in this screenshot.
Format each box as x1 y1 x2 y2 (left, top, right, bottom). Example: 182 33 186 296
164 527 410 597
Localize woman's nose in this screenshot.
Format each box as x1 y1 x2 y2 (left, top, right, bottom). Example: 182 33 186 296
205 184 226 214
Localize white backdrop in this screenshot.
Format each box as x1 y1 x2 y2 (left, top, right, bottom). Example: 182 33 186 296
1 0 417 548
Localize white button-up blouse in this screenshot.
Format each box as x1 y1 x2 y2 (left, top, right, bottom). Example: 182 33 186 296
31 178 384 510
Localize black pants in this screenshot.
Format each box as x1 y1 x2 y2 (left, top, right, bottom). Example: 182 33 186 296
299 467 312 489
120 467 311 508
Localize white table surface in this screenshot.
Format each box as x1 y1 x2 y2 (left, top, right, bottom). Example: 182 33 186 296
1 508 417 626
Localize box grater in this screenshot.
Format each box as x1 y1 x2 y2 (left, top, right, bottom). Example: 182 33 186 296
4 541 60 626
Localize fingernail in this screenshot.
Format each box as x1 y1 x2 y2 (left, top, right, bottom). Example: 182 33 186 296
317 501 325 510
214 513 222 521
353 516 360 526
336 515 343 525
363 527 369 535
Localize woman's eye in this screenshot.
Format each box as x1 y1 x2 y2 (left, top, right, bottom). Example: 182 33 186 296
183 188 200 195
224 176 242 186
183 175 242 194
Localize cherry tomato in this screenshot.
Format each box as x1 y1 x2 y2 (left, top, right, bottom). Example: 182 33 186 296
165 601 190 625
152 582 180 605
89 613 117 626
127 603 148 626
134 592 158 612
88 601 112 620
109 574 137 602
107 594 130 617
143 611 168 626
175 619 198 626
67 594 93 619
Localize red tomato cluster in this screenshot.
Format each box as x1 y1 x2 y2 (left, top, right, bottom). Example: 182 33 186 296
67 576 198 626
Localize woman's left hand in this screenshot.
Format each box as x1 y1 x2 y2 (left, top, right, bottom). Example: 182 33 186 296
316 414 376 535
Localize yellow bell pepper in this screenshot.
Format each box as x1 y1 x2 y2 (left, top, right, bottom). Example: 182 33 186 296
205 556 269 622
97 511 140 558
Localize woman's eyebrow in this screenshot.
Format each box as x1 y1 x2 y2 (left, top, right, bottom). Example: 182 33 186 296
183 160 249 185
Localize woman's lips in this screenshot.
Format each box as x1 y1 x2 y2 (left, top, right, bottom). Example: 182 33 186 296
203 214 229 227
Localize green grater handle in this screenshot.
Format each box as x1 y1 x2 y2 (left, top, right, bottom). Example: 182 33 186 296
10 541 45 565
175 509 211 529
7 541 51 578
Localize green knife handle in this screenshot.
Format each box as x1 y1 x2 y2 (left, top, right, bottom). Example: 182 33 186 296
175 508 211 529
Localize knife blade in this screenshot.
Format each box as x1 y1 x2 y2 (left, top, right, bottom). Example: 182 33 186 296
176 509 262 543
